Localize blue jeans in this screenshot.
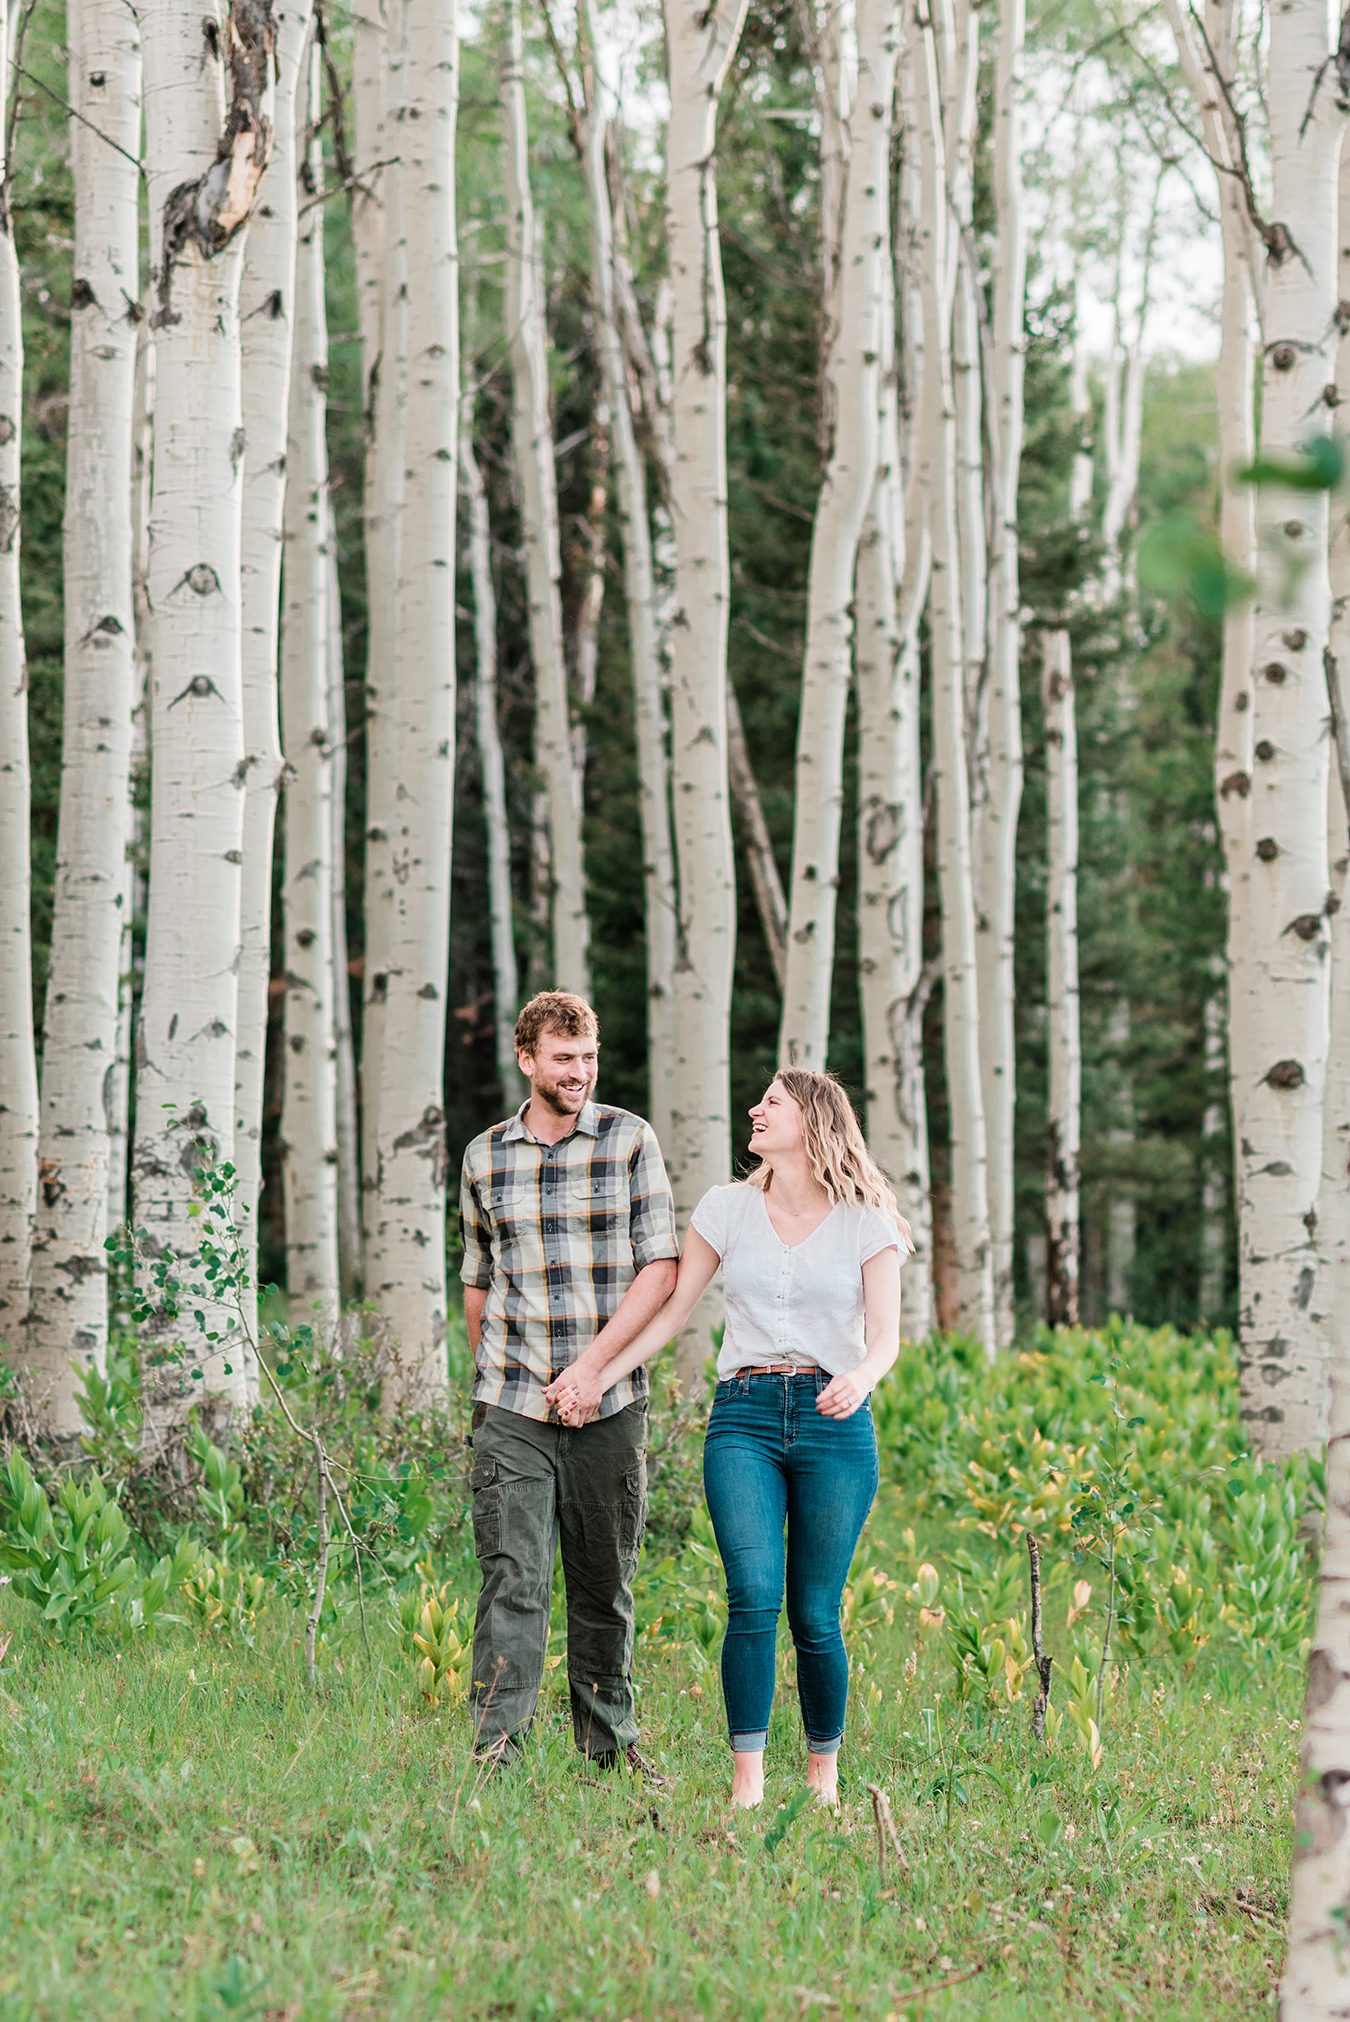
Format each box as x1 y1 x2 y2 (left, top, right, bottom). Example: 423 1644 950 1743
702 1370 879 1755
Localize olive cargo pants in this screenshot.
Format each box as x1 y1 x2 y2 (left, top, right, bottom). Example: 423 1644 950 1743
469 1400 648 1755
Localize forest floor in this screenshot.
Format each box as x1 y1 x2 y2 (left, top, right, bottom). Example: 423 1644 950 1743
0 1324 1303 2019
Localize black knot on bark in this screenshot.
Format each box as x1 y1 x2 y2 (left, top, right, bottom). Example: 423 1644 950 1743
1265 1058 1305 1090
1262 662 1286 685
1254 739 1276 761
1256 837 1279 861
1291 912 1324 941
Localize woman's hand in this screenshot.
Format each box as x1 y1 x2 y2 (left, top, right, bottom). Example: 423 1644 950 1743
815 1370 871 1419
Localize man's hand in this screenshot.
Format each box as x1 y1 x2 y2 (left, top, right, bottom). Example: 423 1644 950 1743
543 1352 604 1425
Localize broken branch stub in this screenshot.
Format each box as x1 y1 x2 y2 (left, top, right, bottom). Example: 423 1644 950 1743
159 2 278 294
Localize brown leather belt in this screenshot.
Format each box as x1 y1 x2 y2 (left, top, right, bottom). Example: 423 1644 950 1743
738 1362 816 1376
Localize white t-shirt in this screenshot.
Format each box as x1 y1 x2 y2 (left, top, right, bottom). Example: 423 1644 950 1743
689 1183 904 1381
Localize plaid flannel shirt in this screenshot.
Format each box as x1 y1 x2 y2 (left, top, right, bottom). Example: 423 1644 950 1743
458 1100 679 1423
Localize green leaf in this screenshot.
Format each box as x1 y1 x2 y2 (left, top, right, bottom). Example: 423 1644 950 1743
1238 435 1346 493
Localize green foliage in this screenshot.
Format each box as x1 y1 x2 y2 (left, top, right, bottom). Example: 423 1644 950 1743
0 1449 201 1633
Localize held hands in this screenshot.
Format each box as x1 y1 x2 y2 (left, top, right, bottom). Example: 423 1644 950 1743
815 1369 872 1419
543 1354 603 1427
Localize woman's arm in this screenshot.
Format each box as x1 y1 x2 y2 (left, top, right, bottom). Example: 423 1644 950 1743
543 1230 722 1419
816 1247 902 1418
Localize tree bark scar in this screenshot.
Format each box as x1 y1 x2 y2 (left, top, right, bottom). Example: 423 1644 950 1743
156 2 278 323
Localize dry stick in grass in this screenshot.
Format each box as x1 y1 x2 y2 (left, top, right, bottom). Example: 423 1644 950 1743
892 1960 989 2005
304 1437 332 1692
1027 1530 1053 1741
866 1783 911 1874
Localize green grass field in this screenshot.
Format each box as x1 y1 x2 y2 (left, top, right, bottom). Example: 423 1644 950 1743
0 1324 1310 2018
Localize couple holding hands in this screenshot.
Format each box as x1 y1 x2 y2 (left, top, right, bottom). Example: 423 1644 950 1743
459 991 908 1809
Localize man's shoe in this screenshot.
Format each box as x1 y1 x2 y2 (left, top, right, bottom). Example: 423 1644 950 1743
589 1743 668 1789
472 1733 521 1776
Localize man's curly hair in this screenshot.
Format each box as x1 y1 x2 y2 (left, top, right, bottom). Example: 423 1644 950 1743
514 991 600 1059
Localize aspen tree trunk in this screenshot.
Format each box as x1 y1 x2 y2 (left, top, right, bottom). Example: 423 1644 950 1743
856 256 934 1336
569 397 608 797
361 3 408 1245
728 681 788 992
25 0 142 1427
780 0 897 1067
132 0 274 1424
663 0 748 1380
109 326 155 1240
502 0 588 996
460 379 520 1100
575 0 675 1136
1287 121 1350 1974
279 44 340 1324
1199 982 1229 1321
973 0 1026 1349
326 495 361 1301
1237 0 1345 1461
236 0 313 1381
1100 179 1159 1317
1040 310 1090 1329
1043 628 1081 1328
916 0 994 1353
1164 0 1259 1258
365 0 458 1403
0 0 34 1366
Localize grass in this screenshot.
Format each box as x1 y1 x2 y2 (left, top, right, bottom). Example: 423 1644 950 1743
0 1481 1299 2020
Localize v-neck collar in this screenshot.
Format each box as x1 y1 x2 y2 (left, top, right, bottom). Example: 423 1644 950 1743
758 1188 838 1251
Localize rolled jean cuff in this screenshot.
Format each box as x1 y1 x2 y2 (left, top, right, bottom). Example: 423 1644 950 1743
729 1729 769 1753
806 1732 843 1756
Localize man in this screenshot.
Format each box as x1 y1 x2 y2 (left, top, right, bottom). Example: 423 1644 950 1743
458 990 679 1777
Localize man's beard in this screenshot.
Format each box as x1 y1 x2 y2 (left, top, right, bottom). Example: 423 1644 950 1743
536 1077 593 1117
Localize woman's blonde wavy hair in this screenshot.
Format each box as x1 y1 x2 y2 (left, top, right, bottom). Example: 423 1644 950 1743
746 1068 913 1251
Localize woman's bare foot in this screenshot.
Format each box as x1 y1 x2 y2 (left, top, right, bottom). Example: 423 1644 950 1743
806 1750 839 1807
730 1749 765 1809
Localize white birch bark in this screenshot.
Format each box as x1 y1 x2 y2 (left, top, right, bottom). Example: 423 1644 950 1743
132 0 273 1422
326 494 361 1302
1287 120 1350 1966
972 0 1025 1349
109 326 155 1240
1038 302 1090 1329
0 0 34 1367
916 0 994 1353
279 44 340 1324
780 0 898 1067
503 0 588 996
361 2 408 1248
1237 0 1343 1461
236 0 313 1375
1100 178 1160 1317
1043 628 1081 1329
460 379 520 1100
25 0 142 1428
364 0 458 1403
1163 0 1259 1266
570 398 608 799
728 681 788 993
663 0 749 1380
574 6 675 1139
856 256 934 1337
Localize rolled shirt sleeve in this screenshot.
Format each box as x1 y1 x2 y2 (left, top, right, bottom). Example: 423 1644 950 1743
458 1161 493 1289
628 1124 679 1269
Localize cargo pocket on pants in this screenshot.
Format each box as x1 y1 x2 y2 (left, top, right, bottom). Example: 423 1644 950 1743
619 1465 647 1576
471 1456 502 1559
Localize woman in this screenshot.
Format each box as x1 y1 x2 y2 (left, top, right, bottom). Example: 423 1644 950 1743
551 1069 908 1809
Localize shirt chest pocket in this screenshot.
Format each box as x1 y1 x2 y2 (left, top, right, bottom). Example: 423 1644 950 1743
567 1172 627 1224
487 1184 524 1239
